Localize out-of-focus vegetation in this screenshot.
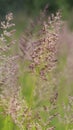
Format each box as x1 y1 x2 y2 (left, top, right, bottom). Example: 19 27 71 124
1 0 73 33
0 10 73 130
0 0 57 16
0 0 73 17
0 1 73 130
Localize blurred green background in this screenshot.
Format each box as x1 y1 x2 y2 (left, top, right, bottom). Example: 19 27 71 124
0 0 73 17
0 1 73 130
0 0 73 34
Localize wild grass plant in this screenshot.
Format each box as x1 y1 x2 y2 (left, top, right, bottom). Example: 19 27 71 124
0 12 73 130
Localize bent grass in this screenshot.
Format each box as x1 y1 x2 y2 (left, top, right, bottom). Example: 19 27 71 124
0 12 73 130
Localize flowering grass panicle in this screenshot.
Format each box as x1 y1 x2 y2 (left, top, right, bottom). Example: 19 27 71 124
0 13 20 121
18 11 63 130
19 11 63 80
0 11 72 130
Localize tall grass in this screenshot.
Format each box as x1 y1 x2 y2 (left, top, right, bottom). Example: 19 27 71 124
0 12 73 130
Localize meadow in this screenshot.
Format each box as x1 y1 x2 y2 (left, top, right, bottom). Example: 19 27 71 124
0 11 73 130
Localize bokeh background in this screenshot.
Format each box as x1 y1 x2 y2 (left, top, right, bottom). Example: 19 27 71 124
0 0 73 17
0 0 73 34
0 1 73 130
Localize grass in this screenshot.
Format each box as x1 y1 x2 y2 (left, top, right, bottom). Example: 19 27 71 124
0 12 73 130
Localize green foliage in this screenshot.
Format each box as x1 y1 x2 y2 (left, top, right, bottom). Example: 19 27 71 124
0 113 19 130
0 0 58 17
20 72 36 106
0 12 73 130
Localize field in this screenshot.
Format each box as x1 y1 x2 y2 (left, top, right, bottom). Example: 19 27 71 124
0 12 73 130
